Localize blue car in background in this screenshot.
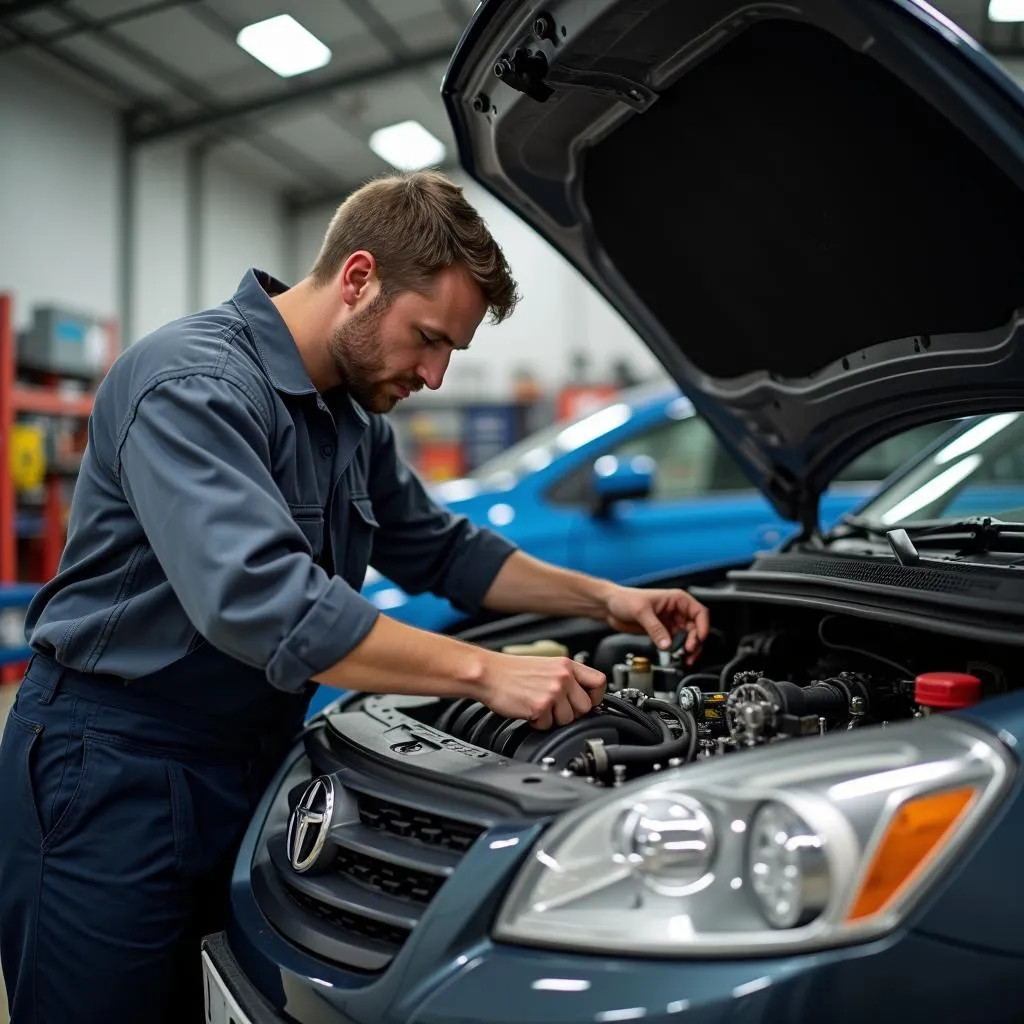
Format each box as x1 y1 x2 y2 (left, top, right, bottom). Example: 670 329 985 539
357 382 947 632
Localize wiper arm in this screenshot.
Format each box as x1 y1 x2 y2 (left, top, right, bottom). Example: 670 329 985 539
885 528 922 566
885 517 1024 564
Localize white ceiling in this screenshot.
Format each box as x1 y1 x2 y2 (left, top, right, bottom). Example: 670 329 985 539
1 0 1023 208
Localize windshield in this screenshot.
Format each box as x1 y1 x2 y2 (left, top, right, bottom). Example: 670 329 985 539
853 412 1024 527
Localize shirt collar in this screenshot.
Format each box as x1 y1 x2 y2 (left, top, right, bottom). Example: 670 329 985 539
231 269 317 396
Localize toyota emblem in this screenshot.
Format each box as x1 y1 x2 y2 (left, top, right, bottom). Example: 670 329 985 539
287 775 335 874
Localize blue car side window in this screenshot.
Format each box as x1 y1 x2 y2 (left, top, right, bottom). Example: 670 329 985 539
609 416 738 499
547 415 752 506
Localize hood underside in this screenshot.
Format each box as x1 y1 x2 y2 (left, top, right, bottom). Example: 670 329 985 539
442 0 1024 525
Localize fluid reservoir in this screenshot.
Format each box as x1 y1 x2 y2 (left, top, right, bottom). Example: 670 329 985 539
501 639 570 658
628 656 654 696
914 671 982 713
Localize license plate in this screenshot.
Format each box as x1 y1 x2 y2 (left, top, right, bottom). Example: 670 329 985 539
202 949 254 1024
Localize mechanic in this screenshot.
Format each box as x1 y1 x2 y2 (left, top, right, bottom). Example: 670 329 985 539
0 170 709 1024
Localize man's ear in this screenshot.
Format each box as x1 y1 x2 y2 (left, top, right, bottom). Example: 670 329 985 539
339 250 378 308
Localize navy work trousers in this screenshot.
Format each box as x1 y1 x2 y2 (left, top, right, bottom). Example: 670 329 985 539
0 655 305 1023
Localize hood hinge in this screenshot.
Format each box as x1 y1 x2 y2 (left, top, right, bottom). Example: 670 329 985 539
493 47 657 111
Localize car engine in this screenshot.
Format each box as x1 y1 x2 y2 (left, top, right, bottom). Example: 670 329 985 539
422 614 991 788
262 603 1010 975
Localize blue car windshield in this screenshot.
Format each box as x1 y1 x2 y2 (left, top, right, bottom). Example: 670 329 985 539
468 400 637 489
853 412 1024 526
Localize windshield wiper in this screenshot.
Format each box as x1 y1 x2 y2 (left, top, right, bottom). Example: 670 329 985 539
885 517 1024 565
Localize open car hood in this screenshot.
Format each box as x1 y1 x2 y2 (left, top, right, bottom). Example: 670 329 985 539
441 0 1024 529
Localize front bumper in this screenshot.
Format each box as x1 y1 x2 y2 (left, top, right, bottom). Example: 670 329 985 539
211 915 1024 1024
203 933 287 1024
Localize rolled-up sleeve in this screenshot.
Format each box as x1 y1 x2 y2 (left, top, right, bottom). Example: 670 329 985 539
366 417 517 613
116 371 379 692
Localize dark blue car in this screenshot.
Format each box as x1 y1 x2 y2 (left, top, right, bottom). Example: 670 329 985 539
201 0 1024 1020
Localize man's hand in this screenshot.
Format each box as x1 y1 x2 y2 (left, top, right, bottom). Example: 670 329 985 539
478 652 607 730
602 585 710 664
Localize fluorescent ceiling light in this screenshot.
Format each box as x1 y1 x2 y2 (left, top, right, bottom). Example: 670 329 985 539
988 0 1024 21
236 15 331 78
369 120 447 171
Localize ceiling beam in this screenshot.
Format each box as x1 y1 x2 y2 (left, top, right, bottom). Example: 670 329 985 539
128 43 457 143
341 0 410 59
0 0 199 55
0 0 65 23
1 17 166 114
38 5 353 194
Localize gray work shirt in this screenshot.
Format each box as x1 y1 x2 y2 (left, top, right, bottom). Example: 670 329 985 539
25 269 517 692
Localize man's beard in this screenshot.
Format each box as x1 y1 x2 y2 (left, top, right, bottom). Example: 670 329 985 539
328 294 413 413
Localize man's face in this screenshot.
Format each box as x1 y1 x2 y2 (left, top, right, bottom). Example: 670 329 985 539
329 264 487 413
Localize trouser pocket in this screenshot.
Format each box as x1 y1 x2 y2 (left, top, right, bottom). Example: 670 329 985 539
0 708 46 847
0 701 92 851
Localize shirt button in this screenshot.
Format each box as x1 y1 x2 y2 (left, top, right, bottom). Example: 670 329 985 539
321 444 334 458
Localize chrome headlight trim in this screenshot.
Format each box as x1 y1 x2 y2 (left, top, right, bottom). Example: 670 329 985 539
492 715 1015 957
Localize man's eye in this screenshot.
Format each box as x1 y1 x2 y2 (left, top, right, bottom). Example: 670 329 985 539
420 332 439 348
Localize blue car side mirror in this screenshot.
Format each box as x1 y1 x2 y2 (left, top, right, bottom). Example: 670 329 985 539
591 455 655 516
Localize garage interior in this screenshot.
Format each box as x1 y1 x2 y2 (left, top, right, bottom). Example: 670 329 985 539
3 0 1024 1020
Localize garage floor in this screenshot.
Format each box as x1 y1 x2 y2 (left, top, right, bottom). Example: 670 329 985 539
1 683 15 1024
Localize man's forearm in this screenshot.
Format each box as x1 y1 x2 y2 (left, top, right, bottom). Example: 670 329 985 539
480 550 614 620
312 613 488 697
310 599 609 728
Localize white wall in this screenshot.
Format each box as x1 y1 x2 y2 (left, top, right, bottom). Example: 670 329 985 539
291 173 665 399
199 162 288 312
133 142 189 340
0 59 120 332
0 55 288 347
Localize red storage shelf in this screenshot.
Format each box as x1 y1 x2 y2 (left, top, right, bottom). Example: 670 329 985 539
0 291 115 681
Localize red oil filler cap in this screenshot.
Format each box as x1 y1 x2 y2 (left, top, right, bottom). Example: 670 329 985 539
914 672 982 710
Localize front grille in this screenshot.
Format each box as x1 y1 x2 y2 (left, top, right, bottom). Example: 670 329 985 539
286 888 411 948
358 793 483 853
334 846 443 904
261 782 488 973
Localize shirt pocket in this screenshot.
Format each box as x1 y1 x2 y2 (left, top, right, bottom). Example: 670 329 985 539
343 493 379 589
288 503 324 561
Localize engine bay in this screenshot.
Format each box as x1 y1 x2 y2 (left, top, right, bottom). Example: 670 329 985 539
325 601 1013 792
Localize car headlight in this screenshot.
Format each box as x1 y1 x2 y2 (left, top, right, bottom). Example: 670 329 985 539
493 715 1015 956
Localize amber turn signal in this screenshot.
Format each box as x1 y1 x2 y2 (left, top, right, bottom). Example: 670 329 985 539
846 786 976 922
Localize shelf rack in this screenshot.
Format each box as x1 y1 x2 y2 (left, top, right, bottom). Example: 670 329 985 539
0 291 116 682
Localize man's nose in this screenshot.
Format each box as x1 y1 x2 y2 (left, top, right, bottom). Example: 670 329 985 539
417 349 451 391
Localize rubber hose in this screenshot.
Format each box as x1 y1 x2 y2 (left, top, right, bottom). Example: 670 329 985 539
600 703 687 766
719 652 751 690
679 672 720 689
639 698 699 764
601 693 664 741
604 731 693 767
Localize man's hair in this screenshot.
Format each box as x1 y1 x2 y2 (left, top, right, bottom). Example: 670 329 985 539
309 170 520 324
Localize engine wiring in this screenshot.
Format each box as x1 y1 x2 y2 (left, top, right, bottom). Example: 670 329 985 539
817 615 911 678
